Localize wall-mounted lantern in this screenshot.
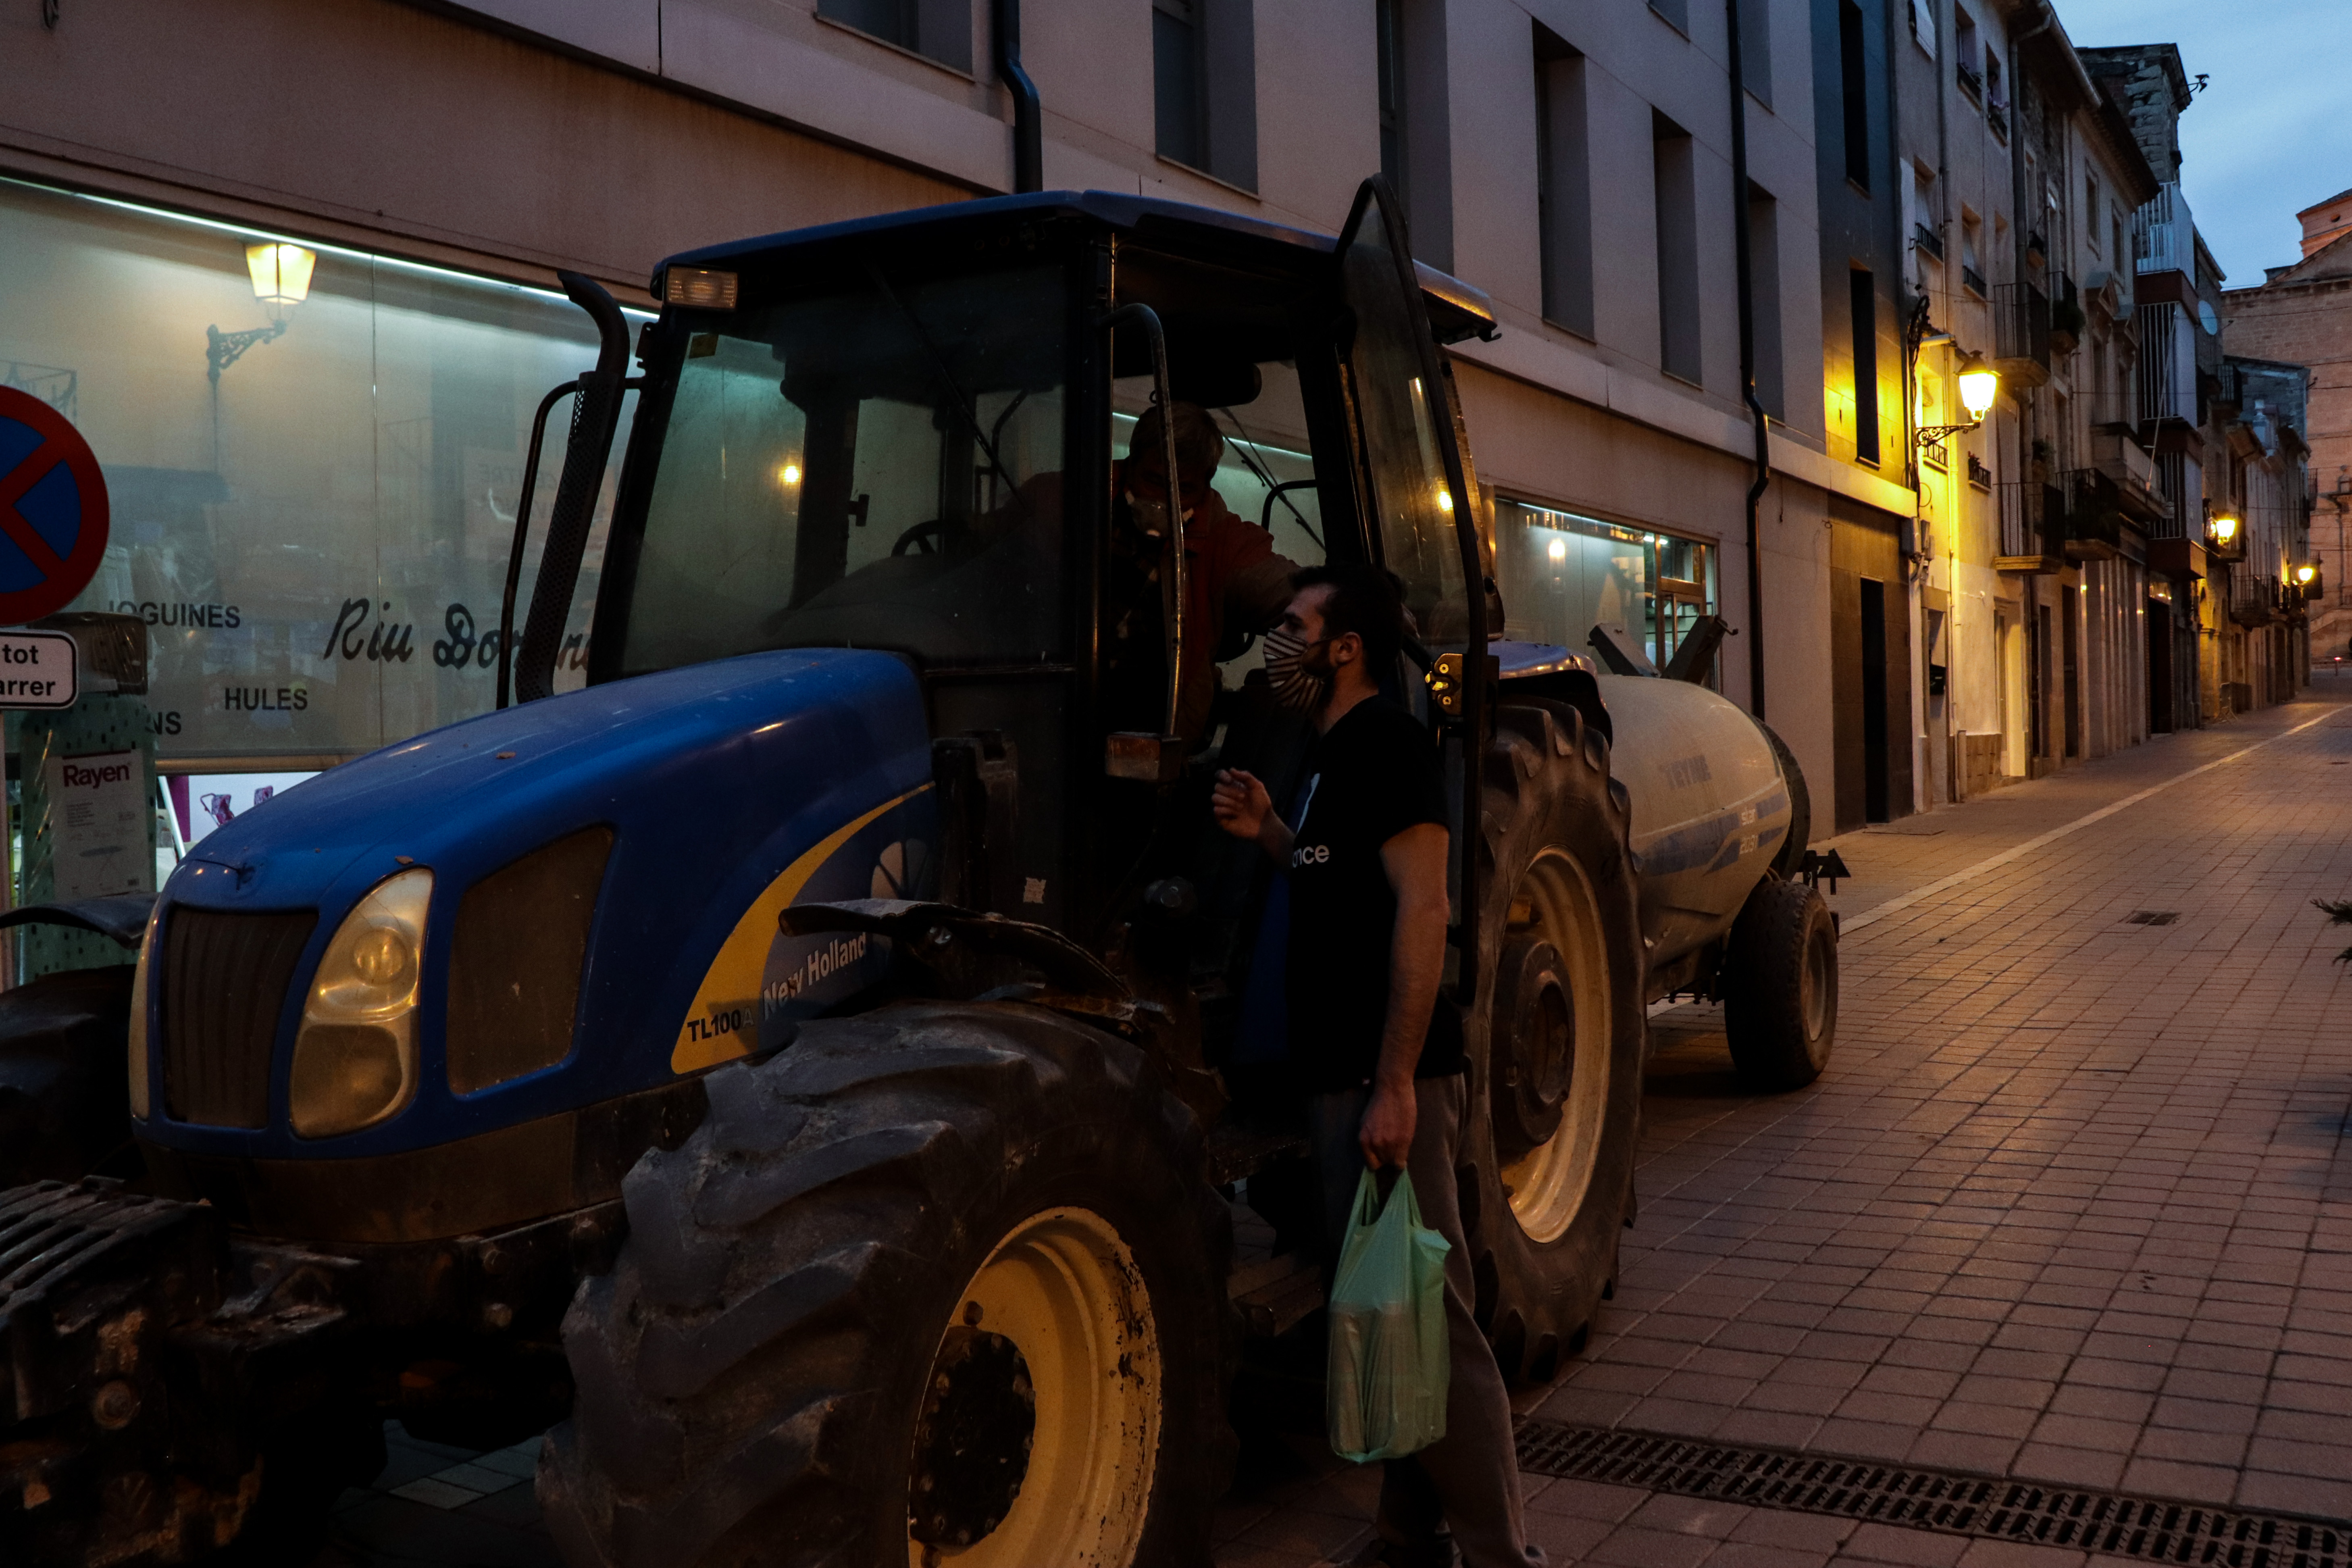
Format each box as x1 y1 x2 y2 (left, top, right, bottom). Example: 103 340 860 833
208 241 318 384
2209 513 2240 546
1917 351 2000 450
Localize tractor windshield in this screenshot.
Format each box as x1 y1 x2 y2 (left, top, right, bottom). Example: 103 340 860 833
615 264 1068 675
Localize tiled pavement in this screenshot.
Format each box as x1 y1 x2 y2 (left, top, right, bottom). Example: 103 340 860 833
324 695 2352 1566
1505 693 2352 1566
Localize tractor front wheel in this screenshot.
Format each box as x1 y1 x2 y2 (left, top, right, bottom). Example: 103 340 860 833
542 1002 1232 1568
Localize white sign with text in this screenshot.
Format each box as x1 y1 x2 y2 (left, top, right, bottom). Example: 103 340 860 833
0 630 78 710
44 750 150 899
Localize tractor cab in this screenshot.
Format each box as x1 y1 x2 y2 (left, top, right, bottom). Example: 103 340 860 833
560 181 1501 1008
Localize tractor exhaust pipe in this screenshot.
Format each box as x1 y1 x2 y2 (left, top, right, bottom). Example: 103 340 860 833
515 271 632 705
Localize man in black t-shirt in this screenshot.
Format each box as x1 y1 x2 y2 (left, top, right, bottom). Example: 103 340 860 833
1213 566 1544 1568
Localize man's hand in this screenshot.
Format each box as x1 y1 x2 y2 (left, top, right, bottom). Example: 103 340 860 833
1359 1076 1418 1169
1212 769 1293 861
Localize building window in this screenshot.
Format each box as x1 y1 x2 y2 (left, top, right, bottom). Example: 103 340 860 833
2086 172 2102 252
1851 268 1881 464
1908 0 1936 57
1737 0 1771 106
1376 0 1405 200
1153 0 1205 169
1749 183 1785 418
1954 6 1981 97
1493 500 1717 676
1961 209 1985 296
1654 112 1701 385
1839 0 1871 189
1153 0 1257 189
818 0 971 71
1535 25 1592 337
1374 0 1449 267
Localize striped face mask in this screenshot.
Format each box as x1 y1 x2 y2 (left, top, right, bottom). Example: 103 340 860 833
1261 627 1332 713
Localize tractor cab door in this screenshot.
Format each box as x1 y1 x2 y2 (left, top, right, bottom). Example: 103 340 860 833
1329 176 1491 993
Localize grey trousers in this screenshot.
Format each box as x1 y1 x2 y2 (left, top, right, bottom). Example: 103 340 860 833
1311 1076 1546 1568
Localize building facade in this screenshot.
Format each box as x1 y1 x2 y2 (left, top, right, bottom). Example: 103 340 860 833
2221 191 2352 668
0 0 2293 857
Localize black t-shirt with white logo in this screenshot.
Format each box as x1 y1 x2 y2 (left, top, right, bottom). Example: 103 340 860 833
1283 697 1466 1091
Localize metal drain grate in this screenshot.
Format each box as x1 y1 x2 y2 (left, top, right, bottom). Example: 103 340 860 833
1515 1422 2351 1567
2125 910 2183 926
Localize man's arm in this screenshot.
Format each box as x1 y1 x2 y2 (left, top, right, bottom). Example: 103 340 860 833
1211 770 1294 862
1357 821 1451 1168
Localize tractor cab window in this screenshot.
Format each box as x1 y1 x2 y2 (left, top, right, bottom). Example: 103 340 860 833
617 264 1067 676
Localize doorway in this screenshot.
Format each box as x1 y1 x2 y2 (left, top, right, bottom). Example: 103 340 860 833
1861 577 1890 821
2146 598 2172 733
2061 585 2080 760
2028 602 2049 768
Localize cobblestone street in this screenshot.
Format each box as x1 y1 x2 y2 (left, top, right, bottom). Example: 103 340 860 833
321 696 2352 1568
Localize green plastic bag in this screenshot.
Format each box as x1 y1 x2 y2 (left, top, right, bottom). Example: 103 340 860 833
1326 1168 1451 1462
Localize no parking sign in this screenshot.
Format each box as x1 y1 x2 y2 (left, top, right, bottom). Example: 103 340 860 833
0 385 110 627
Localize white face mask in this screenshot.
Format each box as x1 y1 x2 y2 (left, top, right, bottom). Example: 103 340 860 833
1124 489 1192 539
1261 626 1332 712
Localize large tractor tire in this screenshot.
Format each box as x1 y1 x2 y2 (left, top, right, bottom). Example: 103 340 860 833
1457 700 1648 1385
542 1001 1233 1568
0 964 138 1187
1722 876 1837 1092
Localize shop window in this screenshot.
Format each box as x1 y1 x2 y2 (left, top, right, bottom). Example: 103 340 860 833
1492 499 1717 678
0 176 640 763
817 0 972 71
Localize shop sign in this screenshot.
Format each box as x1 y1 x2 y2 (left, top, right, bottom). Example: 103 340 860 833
0 386 111 626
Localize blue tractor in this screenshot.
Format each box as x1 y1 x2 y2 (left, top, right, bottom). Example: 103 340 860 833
0 179 1833 1567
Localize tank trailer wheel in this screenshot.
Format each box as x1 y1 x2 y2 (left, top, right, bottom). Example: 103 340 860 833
1722 877 1838 1092
542 1001 1233 1568
1457 700 1648 1385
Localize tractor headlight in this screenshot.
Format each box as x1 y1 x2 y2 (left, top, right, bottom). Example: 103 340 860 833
290 868 431 1139
127 909 157 1121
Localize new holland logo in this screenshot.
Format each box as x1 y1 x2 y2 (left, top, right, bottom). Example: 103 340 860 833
763 931 871 1016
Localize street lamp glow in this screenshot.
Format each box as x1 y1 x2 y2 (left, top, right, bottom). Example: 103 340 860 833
1547 537 1568 564
2211 514 2240 543
1955 353 1999 422
2296 563 2317 585
245 242 316 321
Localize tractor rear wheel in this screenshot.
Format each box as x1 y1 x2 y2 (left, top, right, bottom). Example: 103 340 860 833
1722 877 1837 1091
1458 701 1648 1385
542 1001 1232 1568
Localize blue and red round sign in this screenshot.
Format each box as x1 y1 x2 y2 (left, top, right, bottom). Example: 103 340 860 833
0 386 110 626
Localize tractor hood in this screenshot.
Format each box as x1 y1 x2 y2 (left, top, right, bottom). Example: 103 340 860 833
142 648 937 1170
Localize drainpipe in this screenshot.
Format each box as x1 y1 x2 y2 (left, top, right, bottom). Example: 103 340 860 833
1727 0 1771 719
993 0 1043 193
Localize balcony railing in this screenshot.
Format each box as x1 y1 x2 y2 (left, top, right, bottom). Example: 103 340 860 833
1914 223 1944 262
1995 480 2065 571
1957 61 1984 98
1993 281 2051 387
2134 181 2195 279
2059 468 2123 558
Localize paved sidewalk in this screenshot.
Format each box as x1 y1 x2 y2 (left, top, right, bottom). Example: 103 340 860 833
1515 694 2352 1566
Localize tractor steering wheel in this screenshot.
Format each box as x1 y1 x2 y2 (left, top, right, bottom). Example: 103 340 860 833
891 519 954 557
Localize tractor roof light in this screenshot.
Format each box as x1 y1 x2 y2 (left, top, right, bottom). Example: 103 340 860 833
664 267 739 310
